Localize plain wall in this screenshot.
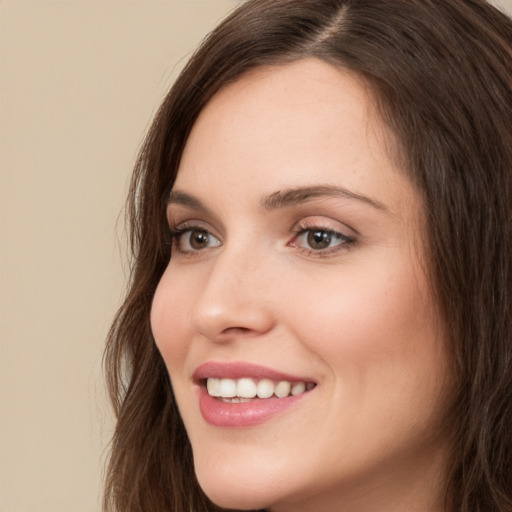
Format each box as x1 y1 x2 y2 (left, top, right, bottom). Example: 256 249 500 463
0 2 239 511
1 1 511 511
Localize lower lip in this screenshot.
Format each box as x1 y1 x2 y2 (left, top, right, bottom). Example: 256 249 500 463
198 387 308 427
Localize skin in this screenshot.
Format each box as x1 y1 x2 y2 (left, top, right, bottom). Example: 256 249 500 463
151 59 454 512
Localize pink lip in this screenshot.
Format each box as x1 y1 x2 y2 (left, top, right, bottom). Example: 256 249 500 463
193 361 315 428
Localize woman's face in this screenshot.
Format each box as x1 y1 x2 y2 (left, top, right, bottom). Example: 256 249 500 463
151 59 453 512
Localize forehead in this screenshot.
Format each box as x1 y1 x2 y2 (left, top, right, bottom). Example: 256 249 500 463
175 58 416 219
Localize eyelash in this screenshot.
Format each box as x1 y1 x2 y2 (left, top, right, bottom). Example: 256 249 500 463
289 223 356 258
168 222 356 258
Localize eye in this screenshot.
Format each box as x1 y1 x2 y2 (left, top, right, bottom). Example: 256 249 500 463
171 227 221 254
291 225 355 256
302 229 338 250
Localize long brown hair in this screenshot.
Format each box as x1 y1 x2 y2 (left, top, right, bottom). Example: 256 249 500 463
103 1 512 511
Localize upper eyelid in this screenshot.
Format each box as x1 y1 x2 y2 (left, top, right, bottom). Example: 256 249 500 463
292 216 357 237
167 209 358 238
168 219 214 233
166 204 224 232
168 219 355 238
166 201 223 233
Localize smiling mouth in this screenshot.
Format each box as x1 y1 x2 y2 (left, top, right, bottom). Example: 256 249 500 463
205 377 316 402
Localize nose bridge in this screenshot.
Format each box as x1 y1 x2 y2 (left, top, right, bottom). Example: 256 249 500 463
190 238 274 341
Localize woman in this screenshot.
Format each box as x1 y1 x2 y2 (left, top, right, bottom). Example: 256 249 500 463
103 1 512 511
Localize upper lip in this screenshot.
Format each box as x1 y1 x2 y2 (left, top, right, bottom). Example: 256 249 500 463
193 361 314 383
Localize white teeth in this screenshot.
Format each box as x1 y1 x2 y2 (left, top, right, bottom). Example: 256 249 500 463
256 379 274 399
291 382 306 396
219 378 237 398
205 377 313 399
237 378 257 398
274 380 291 398
206 377 221 397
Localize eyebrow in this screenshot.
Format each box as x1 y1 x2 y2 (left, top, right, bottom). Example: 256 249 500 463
167 185 389 215
261 185 388 212
167 190 215 217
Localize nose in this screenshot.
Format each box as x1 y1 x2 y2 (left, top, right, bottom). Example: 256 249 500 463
190 246 276 343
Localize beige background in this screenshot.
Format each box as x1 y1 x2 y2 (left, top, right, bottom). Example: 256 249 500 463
1 1 511 511
0 2 240 511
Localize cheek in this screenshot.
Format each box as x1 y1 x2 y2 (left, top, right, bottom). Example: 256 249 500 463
150 269 192 368
291 260 429 339
282 261 451 476
286 257 446 401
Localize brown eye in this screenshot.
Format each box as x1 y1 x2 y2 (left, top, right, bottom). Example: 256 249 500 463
293 226 354 255
175 227 221 253
189 229 210 250
307 230 333 250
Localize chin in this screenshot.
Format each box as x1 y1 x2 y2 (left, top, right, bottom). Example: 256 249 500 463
194 456 283 511
198 478 270 511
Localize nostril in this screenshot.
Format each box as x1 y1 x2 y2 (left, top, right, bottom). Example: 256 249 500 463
221 326 252 335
